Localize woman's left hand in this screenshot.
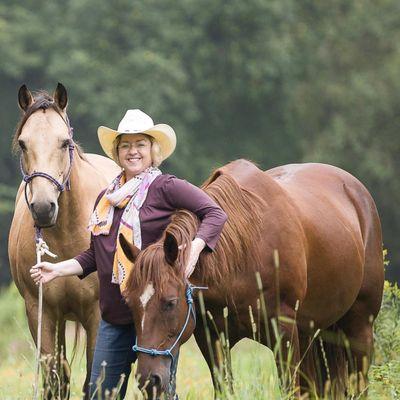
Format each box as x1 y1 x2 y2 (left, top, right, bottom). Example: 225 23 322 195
184 238 206 277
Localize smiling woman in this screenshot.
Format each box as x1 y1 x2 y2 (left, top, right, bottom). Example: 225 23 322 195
116 134 153 179
29 108 228 399
112 133 163 176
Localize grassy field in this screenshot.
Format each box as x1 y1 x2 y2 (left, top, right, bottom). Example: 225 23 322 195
0 281 399 399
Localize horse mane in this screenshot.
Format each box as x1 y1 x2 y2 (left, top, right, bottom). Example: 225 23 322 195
126 168 264 296
199 172 264 285
12 90 86 160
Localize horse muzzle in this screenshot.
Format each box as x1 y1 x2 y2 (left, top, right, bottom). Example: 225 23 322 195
138 372 165 400
137 365 175 400
30 200 58 227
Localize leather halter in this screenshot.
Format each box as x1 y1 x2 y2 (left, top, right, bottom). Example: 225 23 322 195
19 114 75 210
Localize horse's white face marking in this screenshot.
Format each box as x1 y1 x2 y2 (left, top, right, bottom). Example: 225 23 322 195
140 283 155 308
140 283 155 331
141 314 146 331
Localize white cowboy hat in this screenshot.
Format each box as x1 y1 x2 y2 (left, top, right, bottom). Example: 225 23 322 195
98 109 176 161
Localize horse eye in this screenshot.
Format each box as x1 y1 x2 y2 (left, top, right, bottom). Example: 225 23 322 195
18 140 27 152
61 139 70 149
162 298 178 312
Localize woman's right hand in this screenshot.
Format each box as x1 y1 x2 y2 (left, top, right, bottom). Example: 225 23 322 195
30 262 61 285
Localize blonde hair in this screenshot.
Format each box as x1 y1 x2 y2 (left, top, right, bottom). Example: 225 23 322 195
112 134 163 167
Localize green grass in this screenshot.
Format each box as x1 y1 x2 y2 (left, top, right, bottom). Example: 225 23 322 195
0 281 399 399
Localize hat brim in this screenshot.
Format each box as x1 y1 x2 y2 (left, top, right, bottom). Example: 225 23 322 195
98 124 176 162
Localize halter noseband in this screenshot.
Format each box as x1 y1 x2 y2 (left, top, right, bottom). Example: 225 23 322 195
132 284 207 390
19 114 75 209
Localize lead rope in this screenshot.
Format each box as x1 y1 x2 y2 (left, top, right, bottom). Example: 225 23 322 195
33 227 57 400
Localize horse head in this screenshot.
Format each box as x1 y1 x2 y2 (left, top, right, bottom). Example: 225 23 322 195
120 230 195 399
15 83 73 227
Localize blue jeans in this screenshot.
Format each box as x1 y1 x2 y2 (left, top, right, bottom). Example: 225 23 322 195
89 319 179 399
88 319 137 399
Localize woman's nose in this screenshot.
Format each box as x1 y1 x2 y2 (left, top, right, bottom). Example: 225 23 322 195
127 146 138 155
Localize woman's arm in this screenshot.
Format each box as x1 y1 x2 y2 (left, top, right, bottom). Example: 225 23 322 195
30 189 106 285
163 177 228 249
30 259 84 285
162 176 228 276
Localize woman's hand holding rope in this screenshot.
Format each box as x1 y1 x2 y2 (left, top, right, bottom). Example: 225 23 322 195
30 259 84 285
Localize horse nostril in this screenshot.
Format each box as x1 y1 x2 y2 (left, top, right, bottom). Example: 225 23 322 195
50 202 56 211
149 373 162 388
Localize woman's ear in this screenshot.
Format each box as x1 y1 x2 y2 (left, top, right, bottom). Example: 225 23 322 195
119 233 140 262
164 232 179 265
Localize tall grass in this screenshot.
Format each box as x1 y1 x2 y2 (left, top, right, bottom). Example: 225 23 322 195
0 279 399 399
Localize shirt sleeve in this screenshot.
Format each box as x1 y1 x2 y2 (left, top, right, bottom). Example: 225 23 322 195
162 176 228 251
74 189 106 279
75 235 96 279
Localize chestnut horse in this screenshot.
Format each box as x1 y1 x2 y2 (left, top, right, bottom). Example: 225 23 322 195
120 159 384 399
8 84 120 398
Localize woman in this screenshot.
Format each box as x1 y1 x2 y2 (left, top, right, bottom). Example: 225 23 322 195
30 109 227 398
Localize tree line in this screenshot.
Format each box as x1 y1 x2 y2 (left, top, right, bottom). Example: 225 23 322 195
0 0 398 284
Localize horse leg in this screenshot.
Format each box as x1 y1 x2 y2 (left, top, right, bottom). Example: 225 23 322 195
270 303 301 398
337 232 383 397
337 300 375 397
25 299 69 399
301 325 348 398
56 319 71 398
193 327 237 398
298 330 320 395
81 307 100 399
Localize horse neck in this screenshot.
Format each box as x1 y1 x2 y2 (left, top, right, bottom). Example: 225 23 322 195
190 173 270 288
172 212 225 288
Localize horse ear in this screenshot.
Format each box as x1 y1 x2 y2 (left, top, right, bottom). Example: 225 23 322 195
18 84 33 112
54 82 68 111
119 233 140 263
164 232 179 266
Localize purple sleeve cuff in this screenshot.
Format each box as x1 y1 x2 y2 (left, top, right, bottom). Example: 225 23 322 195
163 177 228 251
195 208 228 251
74 248 96 279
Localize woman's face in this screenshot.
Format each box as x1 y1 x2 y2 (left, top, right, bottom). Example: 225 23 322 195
117 134 153 180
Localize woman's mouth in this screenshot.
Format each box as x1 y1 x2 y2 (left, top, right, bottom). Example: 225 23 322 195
126 157 141 163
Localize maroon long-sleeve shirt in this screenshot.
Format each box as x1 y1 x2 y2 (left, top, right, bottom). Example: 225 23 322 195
75 174 227 324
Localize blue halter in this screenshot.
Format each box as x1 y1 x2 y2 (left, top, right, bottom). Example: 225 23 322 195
132 283 207 396
132 284 206 363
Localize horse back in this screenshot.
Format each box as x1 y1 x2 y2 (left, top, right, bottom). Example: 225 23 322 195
84 153 121 182
267 162 381 250
205 159 284 200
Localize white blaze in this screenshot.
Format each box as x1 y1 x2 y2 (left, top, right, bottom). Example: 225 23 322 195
140 283 155 308
140 283 155 331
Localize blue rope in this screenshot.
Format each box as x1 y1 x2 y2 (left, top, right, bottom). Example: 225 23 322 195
132 284 207 359
132 283 207 394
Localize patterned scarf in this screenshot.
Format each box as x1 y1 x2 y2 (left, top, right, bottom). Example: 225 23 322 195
88 166 162 291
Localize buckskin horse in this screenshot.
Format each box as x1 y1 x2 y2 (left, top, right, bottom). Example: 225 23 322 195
8 83 120 398
120 159 384 399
